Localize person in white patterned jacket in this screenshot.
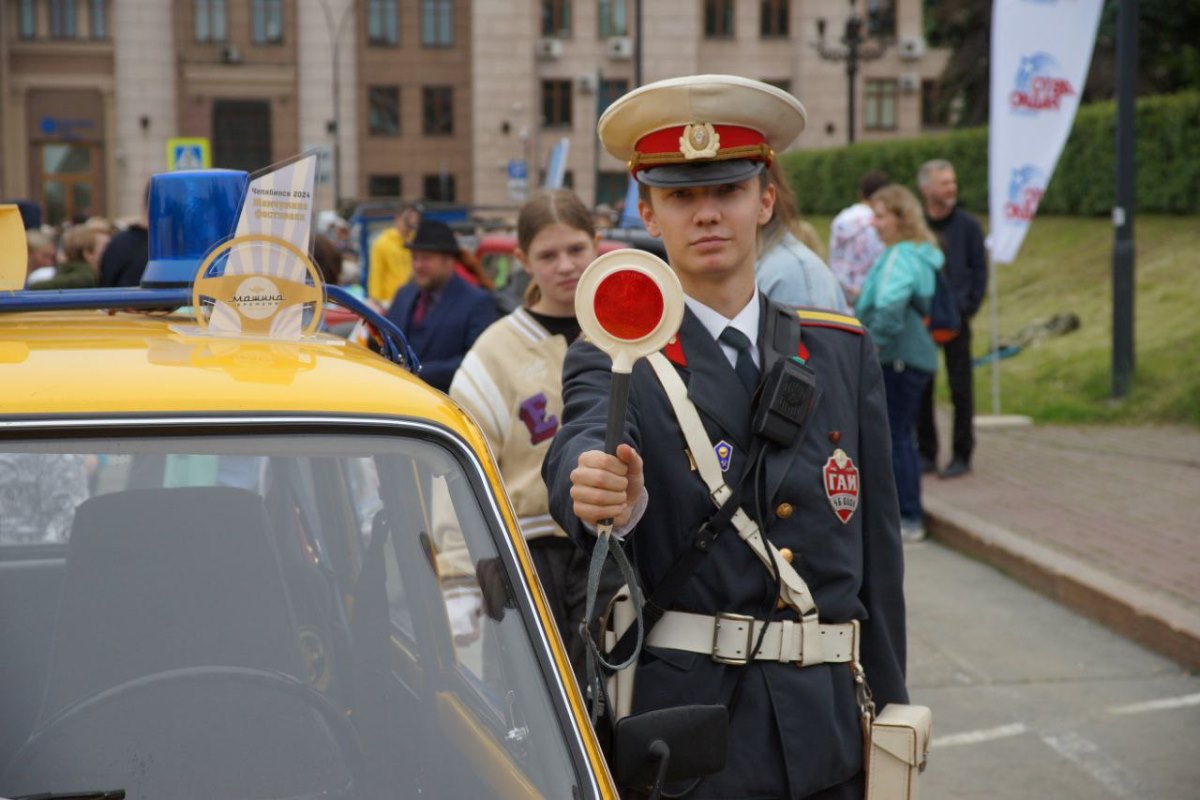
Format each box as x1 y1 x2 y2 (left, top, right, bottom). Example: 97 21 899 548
828 170 890 306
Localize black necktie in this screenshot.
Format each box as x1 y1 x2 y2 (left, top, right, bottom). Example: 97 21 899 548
719 326 760 394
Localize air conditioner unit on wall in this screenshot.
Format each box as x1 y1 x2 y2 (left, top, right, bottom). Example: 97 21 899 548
899 73 920 93
607 37 633 61
578 74 598 94
219 43 241 64
898 36 925 61
536 38 563 60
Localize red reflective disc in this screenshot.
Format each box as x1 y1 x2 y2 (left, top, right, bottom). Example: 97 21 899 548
594 270 664 341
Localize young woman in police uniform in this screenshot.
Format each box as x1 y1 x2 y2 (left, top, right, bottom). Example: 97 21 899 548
544 76 909 799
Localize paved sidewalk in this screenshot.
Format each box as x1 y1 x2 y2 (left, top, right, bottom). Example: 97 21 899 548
921 420 1200 670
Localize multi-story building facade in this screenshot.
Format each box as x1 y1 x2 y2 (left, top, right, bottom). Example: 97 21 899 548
1 0 947 223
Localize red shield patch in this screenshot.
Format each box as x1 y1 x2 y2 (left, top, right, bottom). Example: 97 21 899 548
822 449 859 524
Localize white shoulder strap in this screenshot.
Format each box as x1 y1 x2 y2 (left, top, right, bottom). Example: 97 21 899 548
645 352 820 618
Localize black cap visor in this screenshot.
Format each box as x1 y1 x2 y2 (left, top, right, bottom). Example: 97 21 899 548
635 159 765 188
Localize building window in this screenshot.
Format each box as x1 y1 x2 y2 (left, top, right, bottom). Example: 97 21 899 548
864 79 899 131
421 0 453 46
368 86 400 136
19 0 37 38
866 0 895 38
423 174 457 202
536 169 574 188
541 80 572 128
598 78 628 114
596 171 628 207
422 86 454 136
195 0 228 43
368 175 402 197
252 0 283 44
598 0 627 37
921 80 951 129
760 0 788 37
368 0 399 46
541 0 571 38
89 0 108 38
49 0 77 39
704 0 734 38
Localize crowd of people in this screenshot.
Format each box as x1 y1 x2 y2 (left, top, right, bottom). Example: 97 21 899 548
21 215 121 291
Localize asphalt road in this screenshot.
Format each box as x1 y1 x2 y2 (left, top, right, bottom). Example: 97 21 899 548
906 540 1200 800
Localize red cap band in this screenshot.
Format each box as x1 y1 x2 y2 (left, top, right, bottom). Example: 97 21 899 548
629 124 773 175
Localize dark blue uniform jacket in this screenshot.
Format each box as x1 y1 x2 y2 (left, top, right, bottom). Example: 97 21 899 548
544 295 908 799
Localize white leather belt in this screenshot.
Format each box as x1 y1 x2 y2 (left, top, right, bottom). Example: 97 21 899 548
646 610 857 667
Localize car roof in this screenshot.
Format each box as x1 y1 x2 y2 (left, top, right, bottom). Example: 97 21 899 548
1 309 475 433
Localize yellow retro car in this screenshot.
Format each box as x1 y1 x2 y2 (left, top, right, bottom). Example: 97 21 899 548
0 169 727 800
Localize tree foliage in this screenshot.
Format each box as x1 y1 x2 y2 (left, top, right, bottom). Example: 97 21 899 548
782 92 1200 216
925 0 1200 127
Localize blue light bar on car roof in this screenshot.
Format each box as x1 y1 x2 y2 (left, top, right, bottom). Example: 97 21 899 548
141 169 248 289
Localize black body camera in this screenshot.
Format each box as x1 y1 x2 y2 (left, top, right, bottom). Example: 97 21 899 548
752 356 817 446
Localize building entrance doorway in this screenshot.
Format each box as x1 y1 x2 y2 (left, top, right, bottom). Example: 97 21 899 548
213 100 272 173
39 143 101 225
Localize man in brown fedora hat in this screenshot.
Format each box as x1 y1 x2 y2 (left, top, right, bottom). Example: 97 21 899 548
385 219 497 391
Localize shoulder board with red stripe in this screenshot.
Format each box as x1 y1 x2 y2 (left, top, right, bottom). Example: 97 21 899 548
795 309 864 335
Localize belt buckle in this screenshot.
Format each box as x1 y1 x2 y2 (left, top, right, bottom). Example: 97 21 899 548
711 612 756 665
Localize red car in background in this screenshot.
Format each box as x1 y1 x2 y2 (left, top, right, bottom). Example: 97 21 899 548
477 232 629 313
478 230 666 313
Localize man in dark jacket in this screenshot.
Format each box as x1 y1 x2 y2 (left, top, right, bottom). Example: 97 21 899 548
916 159 988 478
384 219 497 392
99 184 150 288
544 75 907 799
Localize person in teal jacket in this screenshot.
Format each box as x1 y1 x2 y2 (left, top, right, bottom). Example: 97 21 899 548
855 185 945 542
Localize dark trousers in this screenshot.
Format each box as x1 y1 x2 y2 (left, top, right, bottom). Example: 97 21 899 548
629 771 865 799
528 536 624 690
883 363 933 521
809 773 865 800
917 320 974 464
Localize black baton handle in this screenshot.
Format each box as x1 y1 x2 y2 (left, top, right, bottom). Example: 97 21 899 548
599 370 632 529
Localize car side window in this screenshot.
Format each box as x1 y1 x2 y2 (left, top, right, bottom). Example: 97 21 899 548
0 453 89 546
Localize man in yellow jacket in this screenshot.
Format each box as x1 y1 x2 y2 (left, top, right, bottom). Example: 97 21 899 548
367 204 420 305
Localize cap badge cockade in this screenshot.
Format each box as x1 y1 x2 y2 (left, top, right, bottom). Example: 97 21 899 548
679 122 720 160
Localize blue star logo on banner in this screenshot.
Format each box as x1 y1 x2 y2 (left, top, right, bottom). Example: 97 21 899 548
714 440 733 472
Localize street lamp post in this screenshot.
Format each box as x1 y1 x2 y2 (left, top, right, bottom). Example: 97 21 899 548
317 0 356 214
814 0 889 144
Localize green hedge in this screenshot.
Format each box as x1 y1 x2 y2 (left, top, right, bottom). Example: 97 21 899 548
782 91 1200 216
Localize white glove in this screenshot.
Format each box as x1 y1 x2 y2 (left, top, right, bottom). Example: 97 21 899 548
443 586 483 646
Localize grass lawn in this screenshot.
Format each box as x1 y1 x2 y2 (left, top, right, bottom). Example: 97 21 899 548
803 213 1200 427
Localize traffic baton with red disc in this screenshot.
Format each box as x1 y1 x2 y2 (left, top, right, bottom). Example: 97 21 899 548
574 249 684 721
575 249 685 533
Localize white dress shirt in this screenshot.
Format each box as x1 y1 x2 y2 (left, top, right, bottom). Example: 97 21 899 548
684 291 761 370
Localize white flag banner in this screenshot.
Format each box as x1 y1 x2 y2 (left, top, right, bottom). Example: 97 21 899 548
543 138 571 189
988 0 1103 264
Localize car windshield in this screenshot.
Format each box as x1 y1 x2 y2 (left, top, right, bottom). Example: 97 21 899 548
0 431 588 799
